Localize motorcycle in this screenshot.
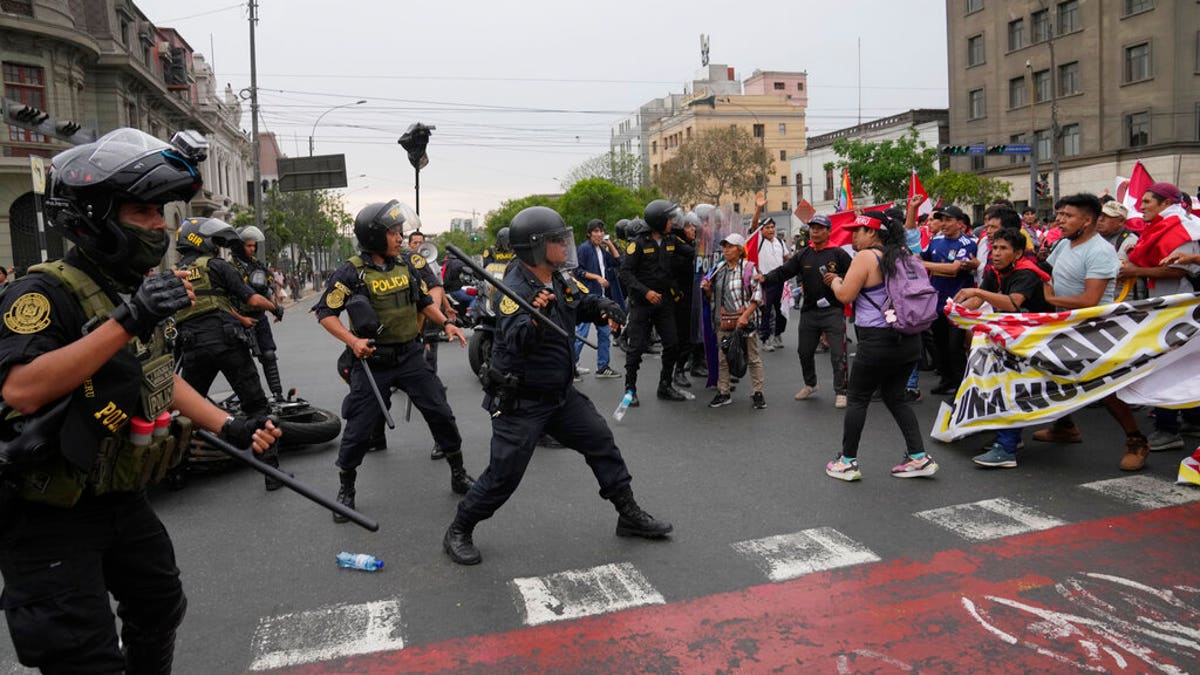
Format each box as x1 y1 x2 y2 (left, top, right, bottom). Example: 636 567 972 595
463 270 497 382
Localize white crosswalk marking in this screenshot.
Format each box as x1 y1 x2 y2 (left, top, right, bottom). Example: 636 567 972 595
248 599 404 671
914 498 1066 541
511 562 664 627
1080 475 1200 509
731 527 882 582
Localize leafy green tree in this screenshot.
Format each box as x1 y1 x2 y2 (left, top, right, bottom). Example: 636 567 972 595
560 150 643 190
923 171 1013 207
555 178 644 241
434 229 489 257
483 194 558 239
825 128 938 202
654 126 773 206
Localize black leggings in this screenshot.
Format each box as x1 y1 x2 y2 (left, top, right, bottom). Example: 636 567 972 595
841 327 925 459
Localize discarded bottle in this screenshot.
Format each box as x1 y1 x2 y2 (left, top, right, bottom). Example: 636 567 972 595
336 552 383 571
678 389 696 401
613 390 634 421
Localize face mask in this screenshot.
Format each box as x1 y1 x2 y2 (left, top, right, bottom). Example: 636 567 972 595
117 220 170 275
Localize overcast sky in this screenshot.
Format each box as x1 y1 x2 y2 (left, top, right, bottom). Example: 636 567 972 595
137 0 948 233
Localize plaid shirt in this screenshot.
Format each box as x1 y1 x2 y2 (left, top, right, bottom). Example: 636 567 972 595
710 259 763 325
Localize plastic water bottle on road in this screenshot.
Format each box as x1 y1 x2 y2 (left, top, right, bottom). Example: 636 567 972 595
613 391 634 421
336 552 384 571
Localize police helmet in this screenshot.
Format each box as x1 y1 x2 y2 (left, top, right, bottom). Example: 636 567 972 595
237 225 265 242
177 217 240 256
682 211 702 228
627 217 650 238
45 127 204 287
644 199 681 233
509 206 576 268
495 227 512 253
354 200 419 254
613 218 631 241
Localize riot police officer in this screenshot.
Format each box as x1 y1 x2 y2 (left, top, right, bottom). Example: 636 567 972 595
174 217 284 491
0 127 279 673
669 211 700 388
443 206 672 566
230 225 286 400
618 200 688 404
481 227 515 270
315 200 473 523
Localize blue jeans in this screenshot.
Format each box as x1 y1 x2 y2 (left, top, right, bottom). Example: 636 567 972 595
575 322 611 370
906 364 919 390
994 428 1021 454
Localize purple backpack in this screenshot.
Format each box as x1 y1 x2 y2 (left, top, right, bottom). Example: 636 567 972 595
863 252 939 335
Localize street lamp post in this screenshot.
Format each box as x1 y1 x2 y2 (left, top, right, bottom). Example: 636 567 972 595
308 99 366 157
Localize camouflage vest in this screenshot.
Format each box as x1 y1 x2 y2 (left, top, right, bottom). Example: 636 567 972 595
174 255 234 324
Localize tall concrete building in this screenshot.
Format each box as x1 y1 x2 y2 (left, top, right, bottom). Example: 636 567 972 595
946 0 1199 210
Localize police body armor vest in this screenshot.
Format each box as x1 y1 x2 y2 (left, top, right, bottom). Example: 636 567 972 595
174 255 234 324
349 255 420 344
231 257 271 314
13 262 192 507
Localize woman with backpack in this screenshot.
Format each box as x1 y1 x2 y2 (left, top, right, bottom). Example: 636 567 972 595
821 211 939 481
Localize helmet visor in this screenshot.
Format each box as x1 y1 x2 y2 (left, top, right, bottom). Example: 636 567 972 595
53 129 173 187
544 228 578 270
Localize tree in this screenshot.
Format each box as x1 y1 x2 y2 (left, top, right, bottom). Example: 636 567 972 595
923 170 1013 207
233 187 349 273
483 194 557 238
654 126 773 206
826 128 938 203
434 229 489 257
555 178 644 242
560 150 643 190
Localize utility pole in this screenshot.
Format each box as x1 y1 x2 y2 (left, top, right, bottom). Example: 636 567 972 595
1027 60 1038 212
1048 35 1061 203
248 0 262 231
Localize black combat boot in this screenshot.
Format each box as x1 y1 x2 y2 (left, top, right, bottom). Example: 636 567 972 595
333 469 356 523
656 382 687 401
443 515 481 565
429 445 445 460
611 487 673 538
261 357 285 402
444 451 475 495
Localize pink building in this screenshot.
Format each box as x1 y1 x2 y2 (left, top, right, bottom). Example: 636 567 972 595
743 70 808 108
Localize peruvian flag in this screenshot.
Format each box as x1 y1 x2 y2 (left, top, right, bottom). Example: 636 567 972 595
826 201 895 248
909 170 934 218
745 225 762 266
1118 161 1154 217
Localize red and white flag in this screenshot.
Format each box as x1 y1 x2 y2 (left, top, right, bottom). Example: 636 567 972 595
1118 161 1154 217
909 170 934 218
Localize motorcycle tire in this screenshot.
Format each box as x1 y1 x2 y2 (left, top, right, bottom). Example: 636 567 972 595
468 331 492 381
278 406 342 447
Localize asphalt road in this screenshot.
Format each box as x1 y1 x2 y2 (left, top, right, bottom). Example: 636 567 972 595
3 297 1198 674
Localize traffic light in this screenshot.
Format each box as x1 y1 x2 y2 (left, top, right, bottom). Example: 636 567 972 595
2 98 95 144
986 145 1008 155
939 144 974 155
1035 174 1050 200
12 104 49 126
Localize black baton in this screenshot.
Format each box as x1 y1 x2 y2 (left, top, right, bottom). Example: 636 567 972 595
361 339 395 429
195 429 380 532
444 245 597 350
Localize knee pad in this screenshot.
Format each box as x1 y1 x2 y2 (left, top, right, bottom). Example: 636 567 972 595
260 350 278 364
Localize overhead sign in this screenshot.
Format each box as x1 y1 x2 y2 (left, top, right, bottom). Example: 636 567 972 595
276 154 348 192
29 156 47 194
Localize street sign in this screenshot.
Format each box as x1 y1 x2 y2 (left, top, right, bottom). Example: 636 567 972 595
1000 143 1032 155
29 156 46 195
276 154 348 192
939 143 1032 156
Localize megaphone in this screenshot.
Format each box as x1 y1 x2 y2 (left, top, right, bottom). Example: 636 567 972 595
416 241 439 265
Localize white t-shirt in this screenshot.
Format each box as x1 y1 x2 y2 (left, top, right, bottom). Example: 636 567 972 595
1047 233 1120 305
757 236 788 274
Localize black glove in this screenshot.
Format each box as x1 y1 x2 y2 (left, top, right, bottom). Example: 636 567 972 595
272 304 285 321
219 414 270 449
112 272 192 339
597 298 627 326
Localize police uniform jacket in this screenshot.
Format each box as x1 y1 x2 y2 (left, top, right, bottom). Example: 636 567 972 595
668 233 697 299
230 255 275 314
491 264 611 395
313 253 434 345
618 232 679 305
176 252 258 344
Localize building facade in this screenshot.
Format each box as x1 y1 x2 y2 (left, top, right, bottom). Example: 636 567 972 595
1 0 251 269
946 0 1199 209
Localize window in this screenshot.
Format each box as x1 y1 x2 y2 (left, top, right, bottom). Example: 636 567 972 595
966 0 983 13
119 17 131 45
125 100 138 126
780 175 788 186
778 123 786 135
824 167 835 201
773 82 785 90
1009 133 1028 164
779 150 787 161
2 62 48 143
1125 42 1152 82
752 123 764 138
968 88 985 119
796 172 804 199
1009 76 1028 108
1061 123 1080 156
967 34 985 66
1126 111 1150 146
685 127 692 139
1057 0 1080 33
1058 61 1081 95
796 82 804 91
1032 9 1052 43
971 154 985 171
1008 19 1026 51
782 202 790 212
651 140 657 154
733 203 741 213
1035 128 1052 160
0 0 34 16
1123 0 1153 16
1033 69 1051 102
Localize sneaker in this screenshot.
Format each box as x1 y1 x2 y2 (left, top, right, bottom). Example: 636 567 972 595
903 388 922 403
826 456 862 482
595 366 623 379
1032 424 1083 443
761 341 776 353
771 335 784 349
834 394 847 409
980 437 1024 451
752 392 766 410
891 454 939 478
708 392 732 408
973 444 1017 468
1147 430 1185 452
1119 435 1151 471
794 385 818 400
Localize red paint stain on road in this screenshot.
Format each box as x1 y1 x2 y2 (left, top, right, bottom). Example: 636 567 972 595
274 503 1200 674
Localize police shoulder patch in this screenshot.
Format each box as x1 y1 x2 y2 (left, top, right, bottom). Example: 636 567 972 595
499 295 519 315
4 292 52 335
410 254 426 270
626 242 637 255
325 288 345 309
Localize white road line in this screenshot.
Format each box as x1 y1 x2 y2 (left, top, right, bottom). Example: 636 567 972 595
1079 475 1200 510
914 498 1066 541
730 527 881 582
248 599 404 671
511 562 664 627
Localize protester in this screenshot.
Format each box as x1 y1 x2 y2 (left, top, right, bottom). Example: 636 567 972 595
755 213 790 352
1032 193 1151 471
922 205 978 396
822 211 938 481
701 233 766 410
669 212 700 387
954 228 1053 467
758 215 852 408
574 219 623 379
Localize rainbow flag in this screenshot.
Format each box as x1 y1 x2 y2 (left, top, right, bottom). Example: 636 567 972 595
835 168 854 211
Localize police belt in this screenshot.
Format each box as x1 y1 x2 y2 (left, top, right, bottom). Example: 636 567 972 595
512 388 566 405
368 338 422 363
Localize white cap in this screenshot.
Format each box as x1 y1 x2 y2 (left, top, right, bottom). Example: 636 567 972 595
720 233 747 248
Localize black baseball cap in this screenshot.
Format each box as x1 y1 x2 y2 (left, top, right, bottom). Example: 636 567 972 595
934 205 967 222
